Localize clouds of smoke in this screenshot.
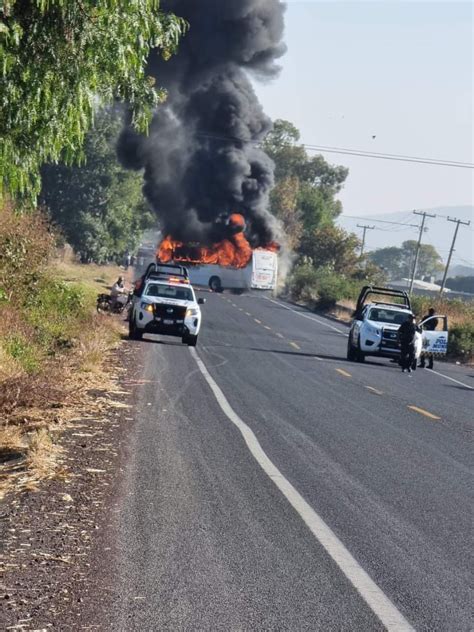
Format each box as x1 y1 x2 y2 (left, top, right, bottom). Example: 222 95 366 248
117 0 286 247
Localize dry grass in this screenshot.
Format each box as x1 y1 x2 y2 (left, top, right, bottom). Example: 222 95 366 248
0 255 129 497
53 260 130 294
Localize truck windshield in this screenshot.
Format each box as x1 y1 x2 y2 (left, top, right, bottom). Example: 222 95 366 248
145 284 194 301
367 308 410 325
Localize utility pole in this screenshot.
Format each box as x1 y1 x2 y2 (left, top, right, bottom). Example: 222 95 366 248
408 210 436 295
357 224 375 256
438 217 471 295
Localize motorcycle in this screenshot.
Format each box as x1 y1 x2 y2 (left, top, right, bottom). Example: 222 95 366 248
96 291 133 314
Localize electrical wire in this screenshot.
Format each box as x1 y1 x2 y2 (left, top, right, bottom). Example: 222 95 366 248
195 132 474 169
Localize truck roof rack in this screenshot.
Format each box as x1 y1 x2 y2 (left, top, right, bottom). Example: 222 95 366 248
355 285 411 318
144 262 189 282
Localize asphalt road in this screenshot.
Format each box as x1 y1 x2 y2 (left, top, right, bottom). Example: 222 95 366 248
109 291 473 631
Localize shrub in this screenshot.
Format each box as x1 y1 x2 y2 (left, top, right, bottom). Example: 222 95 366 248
288 264 321 302
448 323 474 361
288 264 357 308
0 204 55 300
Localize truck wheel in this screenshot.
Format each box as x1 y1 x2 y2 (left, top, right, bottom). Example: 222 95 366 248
356 335 365 362
347 337 357 361
183 334 198 347
129 319 143 341
209 276 222 293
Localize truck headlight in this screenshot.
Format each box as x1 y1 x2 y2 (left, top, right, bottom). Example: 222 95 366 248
141 302 154 313
186 308 199 317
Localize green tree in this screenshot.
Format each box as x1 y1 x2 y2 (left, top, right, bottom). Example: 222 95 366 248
368 246 404 279
369 242 444 280
269 176 302 250
299 224 361 275
400 240 444 279
0 0 186 199
263 119 348 236
40 108 154 263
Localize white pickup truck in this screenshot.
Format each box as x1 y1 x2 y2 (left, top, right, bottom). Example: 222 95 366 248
129 263 205 346
347 286 448 365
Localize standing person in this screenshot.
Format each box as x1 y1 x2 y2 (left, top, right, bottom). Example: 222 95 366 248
419 307 438 369
398 314 418 373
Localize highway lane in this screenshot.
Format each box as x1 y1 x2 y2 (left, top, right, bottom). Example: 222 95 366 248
110 290 473 631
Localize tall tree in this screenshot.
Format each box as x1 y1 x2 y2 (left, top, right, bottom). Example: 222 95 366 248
263 119 348 236
40 108 154 263
299 225 361 275
0 1 186 199
368 246 404 279
369 242 444 279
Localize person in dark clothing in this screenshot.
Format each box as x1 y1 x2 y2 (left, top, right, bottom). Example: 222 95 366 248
398 314 418 373
419 307 438 369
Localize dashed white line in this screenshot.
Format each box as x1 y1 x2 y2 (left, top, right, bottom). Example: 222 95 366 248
263 297 346 334
190 347 414 632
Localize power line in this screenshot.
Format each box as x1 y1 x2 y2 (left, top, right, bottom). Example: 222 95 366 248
339 215 419 228
196 132 474 169
301 143 473 168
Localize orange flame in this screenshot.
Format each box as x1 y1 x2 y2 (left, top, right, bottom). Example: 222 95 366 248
157 214 278 269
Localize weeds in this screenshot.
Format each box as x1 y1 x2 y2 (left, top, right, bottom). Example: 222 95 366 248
0 204 125 495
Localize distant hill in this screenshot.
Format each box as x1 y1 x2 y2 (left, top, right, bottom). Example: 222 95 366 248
338 206 473 271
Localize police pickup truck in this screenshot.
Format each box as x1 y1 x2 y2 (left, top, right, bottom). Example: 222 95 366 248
347 286 448 365
129 263 205 346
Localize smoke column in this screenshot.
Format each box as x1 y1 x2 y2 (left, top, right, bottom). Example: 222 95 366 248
117 0 286 247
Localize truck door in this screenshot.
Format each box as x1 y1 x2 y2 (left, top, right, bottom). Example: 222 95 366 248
420 315 448 356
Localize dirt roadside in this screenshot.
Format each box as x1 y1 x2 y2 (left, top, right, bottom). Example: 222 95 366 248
0 336 144 631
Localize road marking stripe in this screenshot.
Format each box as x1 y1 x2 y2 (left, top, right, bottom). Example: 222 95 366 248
245 312 252 316
426 368 473 390
336 368 352 378
264 325 272 330
239 308 244 312
289 342 300 350
365 386 384 395
407 405 440 420
190 347 414 632
264 297 346 334
254 318 262 324
275 332 284 339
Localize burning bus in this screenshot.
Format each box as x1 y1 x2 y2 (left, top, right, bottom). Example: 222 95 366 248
157 214 279 292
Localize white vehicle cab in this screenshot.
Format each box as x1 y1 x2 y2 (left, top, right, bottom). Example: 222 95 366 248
129 263 205 346
347 286 448 365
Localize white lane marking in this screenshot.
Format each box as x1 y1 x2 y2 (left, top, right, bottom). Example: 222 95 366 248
189 347 414 632
264 297 346 335
427 368 473 391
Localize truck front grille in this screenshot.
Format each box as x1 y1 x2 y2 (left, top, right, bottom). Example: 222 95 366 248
153 304 187 319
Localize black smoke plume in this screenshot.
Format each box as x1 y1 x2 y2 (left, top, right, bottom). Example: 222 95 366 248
117 0 286 247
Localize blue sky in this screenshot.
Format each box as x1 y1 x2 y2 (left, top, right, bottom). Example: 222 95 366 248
253 1 473 218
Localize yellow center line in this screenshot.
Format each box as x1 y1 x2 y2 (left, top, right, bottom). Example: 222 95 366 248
407 405 440 420
336 368 352 378
254 318 262 324
289 342 300 350
275 332 284 339
365 386 384 395
264 325 272 330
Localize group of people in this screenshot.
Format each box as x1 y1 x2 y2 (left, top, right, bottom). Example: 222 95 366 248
398 308 438 373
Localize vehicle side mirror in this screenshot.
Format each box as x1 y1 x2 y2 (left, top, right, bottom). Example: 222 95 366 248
198 298 206 305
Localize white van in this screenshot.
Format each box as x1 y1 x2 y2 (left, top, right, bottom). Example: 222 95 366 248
185 249 278 292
